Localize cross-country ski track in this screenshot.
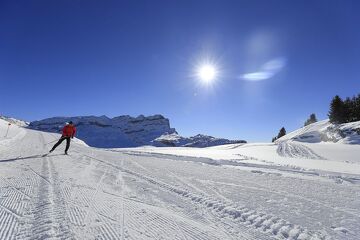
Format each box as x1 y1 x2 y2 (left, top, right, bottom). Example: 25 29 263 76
0 123 359 239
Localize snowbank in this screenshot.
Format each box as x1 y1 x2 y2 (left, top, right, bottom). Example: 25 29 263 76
278 119 360 144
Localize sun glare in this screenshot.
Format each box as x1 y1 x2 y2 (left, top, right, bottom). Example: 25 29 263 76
197 64 217 83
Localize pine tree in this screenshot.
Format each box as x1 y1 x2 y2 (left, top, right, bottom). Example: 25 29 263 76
310 113 317 123
349 94 360 122
329 95 345 123
355 94 360 121
271 127 286 142
344 97 356 122
277 127 286 139
304 113 318 126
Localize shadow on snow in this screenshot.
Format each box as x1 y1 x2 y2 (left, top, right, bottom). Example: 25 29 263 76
0 154 63 163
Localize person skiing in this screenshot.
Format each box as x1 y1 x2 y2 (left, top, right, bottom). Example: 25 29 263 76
49 121 76 155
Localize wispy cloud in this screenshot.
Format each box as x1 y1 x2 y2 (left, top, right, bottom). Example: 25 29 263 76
242 57 287 81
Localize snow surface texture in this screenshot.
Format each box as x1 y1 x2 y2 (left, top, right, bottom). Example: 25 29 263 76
277 120 360 144
28 115 246 148
1 118 359 239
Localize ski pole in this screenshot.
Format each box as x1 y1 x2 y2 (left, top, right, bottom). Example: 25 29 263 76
44 135 66 146
44 139 59 145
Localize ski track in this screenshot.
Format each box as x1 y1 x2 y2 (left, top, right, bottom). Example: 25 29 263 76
17 156 73 240
81 153 329 240
277 141 325 160
78 154 228 240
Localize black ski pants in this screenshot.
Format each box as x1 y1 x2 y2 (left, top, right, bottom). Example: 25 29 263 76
51 136 71 153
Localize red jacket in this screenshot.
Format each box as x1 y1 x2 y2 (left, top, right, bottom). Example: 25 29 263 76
62 125 76 138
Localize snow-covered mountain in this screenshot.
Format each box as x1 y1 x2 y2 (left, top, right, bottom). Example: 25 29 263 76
277 119 360 144
152 132 246 147
29 115 177 148
29 115 246 148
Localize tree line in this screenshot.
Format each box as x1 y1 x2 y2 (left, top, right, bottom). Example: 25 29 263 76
328 94 360 124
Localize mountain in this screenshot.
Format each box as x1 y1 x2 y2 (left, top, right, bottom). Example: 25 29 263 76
277 119 360 144
152 132 246 147
29 115 176 148
29 114 246 148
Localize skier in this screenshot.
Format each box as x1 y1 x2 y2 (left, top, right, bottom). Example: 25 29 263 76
49 121 76 155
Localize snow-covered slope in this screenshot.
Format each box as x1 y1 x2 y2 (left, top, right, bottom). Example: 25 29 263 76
277 119 360 144
0 118 27 145
29 115 247 148
152 132 246 147
0 115 29 127
0 118 359 239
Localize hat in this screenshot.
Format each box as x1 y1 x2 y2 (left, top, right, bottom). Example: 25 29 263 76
67 121 73 125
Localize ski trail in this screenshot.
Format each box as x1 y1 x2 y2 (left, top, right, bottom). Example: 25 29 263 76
113 158 126 240
277 141 325 159
82 154 328 240
120 159 126 240
168 171 236 240
82 169 107 228
78 153 231 239
0 202 22 219
16 156 72 239
0 209 18 240
0 176 31 200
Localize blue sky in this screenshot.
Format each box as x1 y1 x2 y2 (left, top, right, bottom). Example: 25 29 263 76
1 0 359 142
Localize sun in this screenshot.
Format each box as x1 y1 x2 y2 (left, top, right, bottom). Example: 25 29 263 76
191 55 221 89
197 64 218 83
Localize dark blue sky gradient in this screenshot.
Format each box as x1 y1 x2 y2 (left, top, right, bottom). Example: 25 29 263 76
1 0 359 141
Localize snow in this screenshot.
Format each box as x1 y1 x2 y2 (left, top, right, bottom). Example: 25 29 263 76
116 140 360 175
277 119 360 144
0 116 29 127
0 118 359 239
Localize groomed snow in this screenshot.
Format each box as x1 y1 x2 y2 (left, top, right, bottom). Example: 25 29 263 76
0 118 359 239
115 140 360 175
